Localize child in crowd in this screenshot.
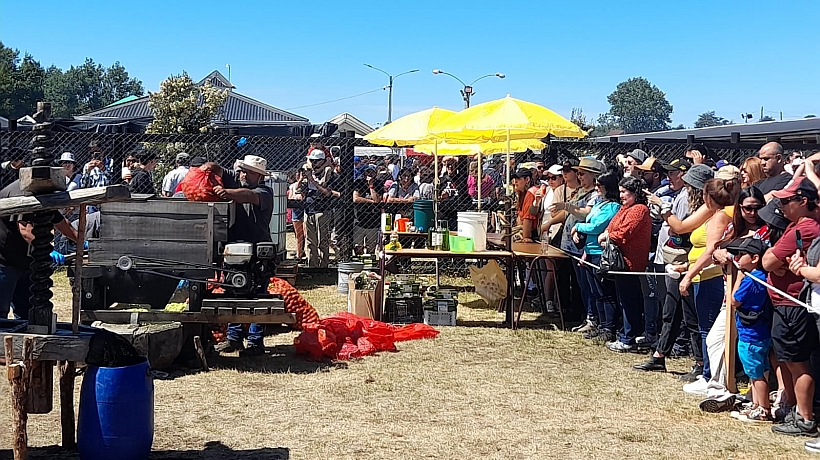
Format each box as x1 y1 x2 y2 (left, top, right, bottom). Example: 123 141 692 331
726 237 772 422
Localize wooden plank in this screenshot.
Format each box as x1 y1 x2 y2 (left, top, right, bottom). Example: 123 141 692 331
80 310 294 325
201 307 216 315
72 205 86 335
1 333 91 362
0 184 130 216
235 307 251 316
217 307 234 316
59 361 77 449
202 298 285 309
101 199 229 215
99 214 227 242
89 239 210 265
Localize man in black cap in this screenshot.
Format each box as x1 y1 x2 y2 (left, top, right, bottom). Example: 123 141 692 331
764 178 820 436
0 147 26 191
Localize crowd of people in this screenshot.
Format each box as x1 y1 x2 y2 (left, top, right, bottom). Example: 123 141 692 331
518 142 820 451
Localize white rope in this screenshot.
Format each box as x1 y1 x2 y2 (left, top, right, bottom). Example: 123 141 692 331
561 250 687 279
731 260 812 309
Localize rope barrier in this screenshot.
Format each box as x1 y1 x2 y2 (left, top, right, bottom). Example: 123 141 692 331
560 250 686 279
731 260 812 309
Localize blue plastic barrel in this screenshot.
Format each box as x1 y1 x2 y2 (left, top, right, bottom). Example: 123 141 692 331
78 358 154 460
413 199 434 232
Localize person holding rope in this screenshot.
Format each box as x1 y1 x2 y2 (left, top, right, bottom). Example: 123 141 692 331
572 170 620 343
764 178 820 436
550 158 604 333
599 176 653 352
678 177 739 394
634 158 697 373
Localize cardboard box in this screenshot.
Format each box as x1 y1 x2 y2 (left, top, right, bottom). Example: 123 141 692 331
348 279 376 319
424 310 457 326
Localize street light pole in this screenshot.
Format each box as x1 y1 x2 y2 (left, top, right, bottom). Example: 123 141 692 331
432 70 505 108
364 64 419 124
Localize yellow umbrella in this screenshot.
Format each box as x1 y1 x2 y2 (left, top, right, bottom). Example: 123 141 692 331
429 95 585 197
428 95 585 143
413 139 545 156
363 106 456 146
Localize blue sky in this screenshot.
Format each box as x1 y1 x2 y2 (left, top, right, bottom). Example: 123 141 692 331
2 0 818 128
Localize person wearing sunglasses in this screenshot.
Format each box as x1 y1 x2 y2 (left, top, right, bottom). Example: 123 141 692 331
763 178 820 436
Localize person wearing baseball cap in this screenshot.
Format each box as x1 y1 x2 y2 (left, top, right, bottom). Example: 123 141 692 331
762 178 820 436
624 149 648 177
161 152 191 197
636 157 667 192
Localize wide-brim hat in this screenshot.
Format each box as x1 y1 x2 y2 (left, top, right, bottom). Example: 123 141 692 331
577 157 605 175
758 199 788 230
682 164 714 189
236 154 270 176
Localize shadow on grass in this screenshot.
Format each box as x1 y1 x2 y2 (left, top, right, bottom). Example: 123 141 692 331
2 441 289 460
208 344 348 374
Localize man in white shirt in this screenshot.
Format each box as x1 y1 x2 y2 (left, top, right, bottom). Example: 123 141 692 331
161 152 190 197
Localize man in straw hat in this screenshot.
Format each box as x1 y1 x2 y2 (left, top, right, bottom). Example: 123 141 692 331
204 154 274 357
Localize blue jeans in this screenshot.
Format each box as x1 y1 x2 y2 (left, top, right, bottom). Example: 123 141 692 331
694 276 724 380
615 274 645 345
575 254 618 332
0 264 32 320
572 254 596 323
227 323 264 348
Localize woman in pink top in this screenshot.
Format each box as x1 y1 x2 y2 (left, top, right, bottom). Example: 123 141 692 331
467 160 496 199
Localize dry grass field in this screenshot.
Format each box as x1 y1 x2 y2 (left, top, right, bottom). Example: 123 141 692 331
1 271 818 459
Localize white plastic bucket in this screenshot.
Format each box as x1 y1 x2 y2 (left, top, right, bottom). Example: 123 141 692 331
337 262 365 294
457 212 489 252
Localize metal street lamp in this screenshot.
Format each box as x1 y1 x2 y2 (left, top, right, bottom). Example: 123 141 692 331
432 69 505 108
364 64 419 124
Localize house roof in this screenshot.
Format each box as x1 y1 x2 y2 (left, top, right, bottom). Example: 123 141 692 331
592 118 820 144
74 70 309 125
328 112 374 136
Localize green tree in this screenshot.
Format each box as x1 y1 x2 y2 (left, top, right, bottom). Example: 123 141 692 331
694 111 732 128
605 77 673 134
589 113 620 137
146 72 228 135
569 107 593 135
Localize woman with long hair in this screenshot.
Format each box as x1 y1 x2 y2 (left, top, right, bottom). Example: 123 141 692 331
512 168 539 242
678 177 739 393
287 170 307 261
572 171 621 342
600 176 653 352
713 186 766 265
740 157 765 188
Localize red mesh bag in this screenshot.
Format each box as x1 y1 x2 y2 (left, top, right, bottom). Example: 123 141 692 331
180 167 224 202
267 277 320 330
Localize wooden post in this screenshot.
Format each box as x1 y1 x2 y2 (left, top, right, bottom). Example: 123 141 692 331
26 360 53 414
72 205 87 334
723 265 738 394
5 335 31 460
193 336 209 372
59 361 77 449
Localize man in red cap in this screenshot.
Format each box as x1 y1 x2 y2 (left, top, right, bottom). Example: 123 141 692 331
764 178 820 436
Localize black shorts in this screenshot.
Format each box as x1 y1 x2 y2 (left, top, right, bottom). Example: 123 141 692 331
772 305 819 363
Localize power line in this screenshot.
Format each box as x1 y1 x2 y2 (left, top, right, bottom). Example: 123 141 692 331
285 87 386 110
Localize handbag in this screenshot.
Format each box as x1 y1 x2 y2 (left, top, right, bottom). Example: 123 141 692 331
598 234 627 277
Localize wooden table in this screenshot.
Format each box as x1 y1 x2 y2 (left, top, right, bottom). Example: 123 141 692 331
379 248 515 325
511 243 570 330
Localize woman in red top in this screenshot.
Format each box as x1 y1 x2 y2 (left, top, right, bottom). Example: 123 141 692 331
599 176 653 352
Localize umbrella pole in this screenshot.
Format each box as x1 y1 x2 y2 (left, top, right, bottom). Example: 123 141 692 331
477 152 482 211
434 141 439 224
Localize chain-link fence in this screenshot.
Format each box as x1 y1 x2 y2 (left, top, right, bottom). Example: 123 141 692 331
0 131 802 276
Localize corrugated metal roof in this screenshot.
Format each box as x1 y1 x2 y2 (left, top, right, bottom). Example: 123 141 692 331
592 118 820 143
75 70 309 124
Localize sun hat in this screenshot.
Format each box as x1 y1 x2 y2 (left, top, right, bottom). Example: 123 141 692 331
236 154 270 176
682 164 714 189
772 177 818 200
577 157 605 175
58 152 76 163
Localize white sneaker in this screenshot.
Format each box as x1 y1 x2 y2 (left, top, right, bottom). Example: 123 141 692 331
683 376 710 395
